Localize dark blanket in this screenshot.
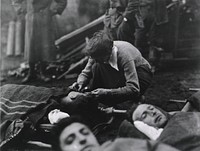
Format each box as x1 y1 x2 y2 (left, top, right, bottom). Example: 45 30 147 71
0 84 65 123
118 120 149 139
187 90 200 112
157 112 200 151
101 138 179 151
0 84 66 149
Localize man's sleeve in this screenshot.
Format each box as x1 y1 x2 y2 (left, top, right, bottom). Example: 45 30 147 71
77 58 95 87
53 0 67 15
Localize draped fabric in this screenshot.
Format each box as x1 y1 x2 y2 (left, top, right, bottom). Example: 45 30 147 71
0 84 64 123
12 0 67 63
101 138 179 151
0 84 66 149
158 112 200 151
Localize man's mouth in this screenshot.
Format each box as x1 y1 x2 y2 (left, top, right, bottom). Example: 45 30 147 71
81 145 95 151
155 115 161 123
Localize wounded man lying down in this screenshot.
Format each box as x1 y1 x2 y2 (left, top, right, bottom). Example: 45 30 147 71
119 91 200 151
51 116 179 151
0 84 109 150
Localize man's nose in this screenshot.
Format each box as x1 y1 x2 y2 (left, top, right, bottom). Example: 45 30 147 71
148 110 156 116
78 134 87 145
152 111 156 116
79 139 87 145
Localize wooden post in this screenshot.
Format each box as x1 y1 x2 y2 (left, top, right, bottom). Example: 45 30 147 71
15 20 23 56
57 56 88 80
6 21 15 56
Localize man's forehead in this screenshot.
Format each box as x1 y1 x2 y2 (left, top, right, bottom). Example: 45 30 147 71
132 104 148 120
64 123 85 133
132 106 142 120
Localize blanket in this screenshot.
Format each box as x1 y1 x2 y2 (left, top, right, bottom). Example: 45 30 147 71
119 113 200 151
0 84 66 150
0 84 64 123
118 120 149 139
101 138 179 151
157 112 200 151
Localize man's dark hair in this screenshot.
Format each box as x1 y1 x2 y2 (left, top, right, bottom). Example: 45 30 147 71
51 116 89 151
84 30 113 58
126 103 140 123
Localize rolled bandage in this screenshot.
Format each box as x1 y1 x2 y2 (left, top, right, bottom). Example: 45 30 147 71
48 109 70 124
134 121 163 140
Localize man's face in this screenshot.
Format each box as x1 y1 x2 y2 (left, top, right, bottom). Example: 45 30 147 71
91 47 113 64
59 123 100 151
132 104 168 128
92 54 111 64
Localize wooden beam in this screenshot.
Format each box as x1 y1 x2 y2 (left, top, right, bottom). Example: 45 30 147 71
59 43 86 61
57 57 88 80
189 88 200 92
56 15 104 45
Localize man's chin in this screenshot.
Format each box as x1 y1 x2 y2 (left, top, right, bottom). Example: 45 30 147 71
159 119 168 128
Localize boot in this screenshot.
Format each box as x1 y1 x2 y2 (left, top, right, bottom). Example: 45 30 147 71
21 63 37 83
38 62 51 82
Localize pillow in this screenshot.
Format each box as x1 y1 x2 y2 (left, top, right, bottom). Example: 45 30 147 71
134 121 163 140
118 120 149 139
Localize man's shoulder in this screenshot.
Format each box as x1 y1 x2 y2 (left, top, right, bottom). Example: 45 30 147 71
114 41 140 59
114 41 139 52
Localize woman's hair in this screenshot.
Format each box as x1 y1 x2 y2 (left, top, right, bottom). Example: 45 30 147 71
84 30 113 58
51 116 89 151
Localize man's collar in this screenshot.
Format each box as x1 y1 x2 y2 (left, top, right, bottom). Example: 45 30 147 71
109 46 119 71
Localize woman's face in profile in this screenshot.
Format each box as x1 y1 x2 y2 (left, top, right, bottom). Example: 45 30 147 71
59 123 100 151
